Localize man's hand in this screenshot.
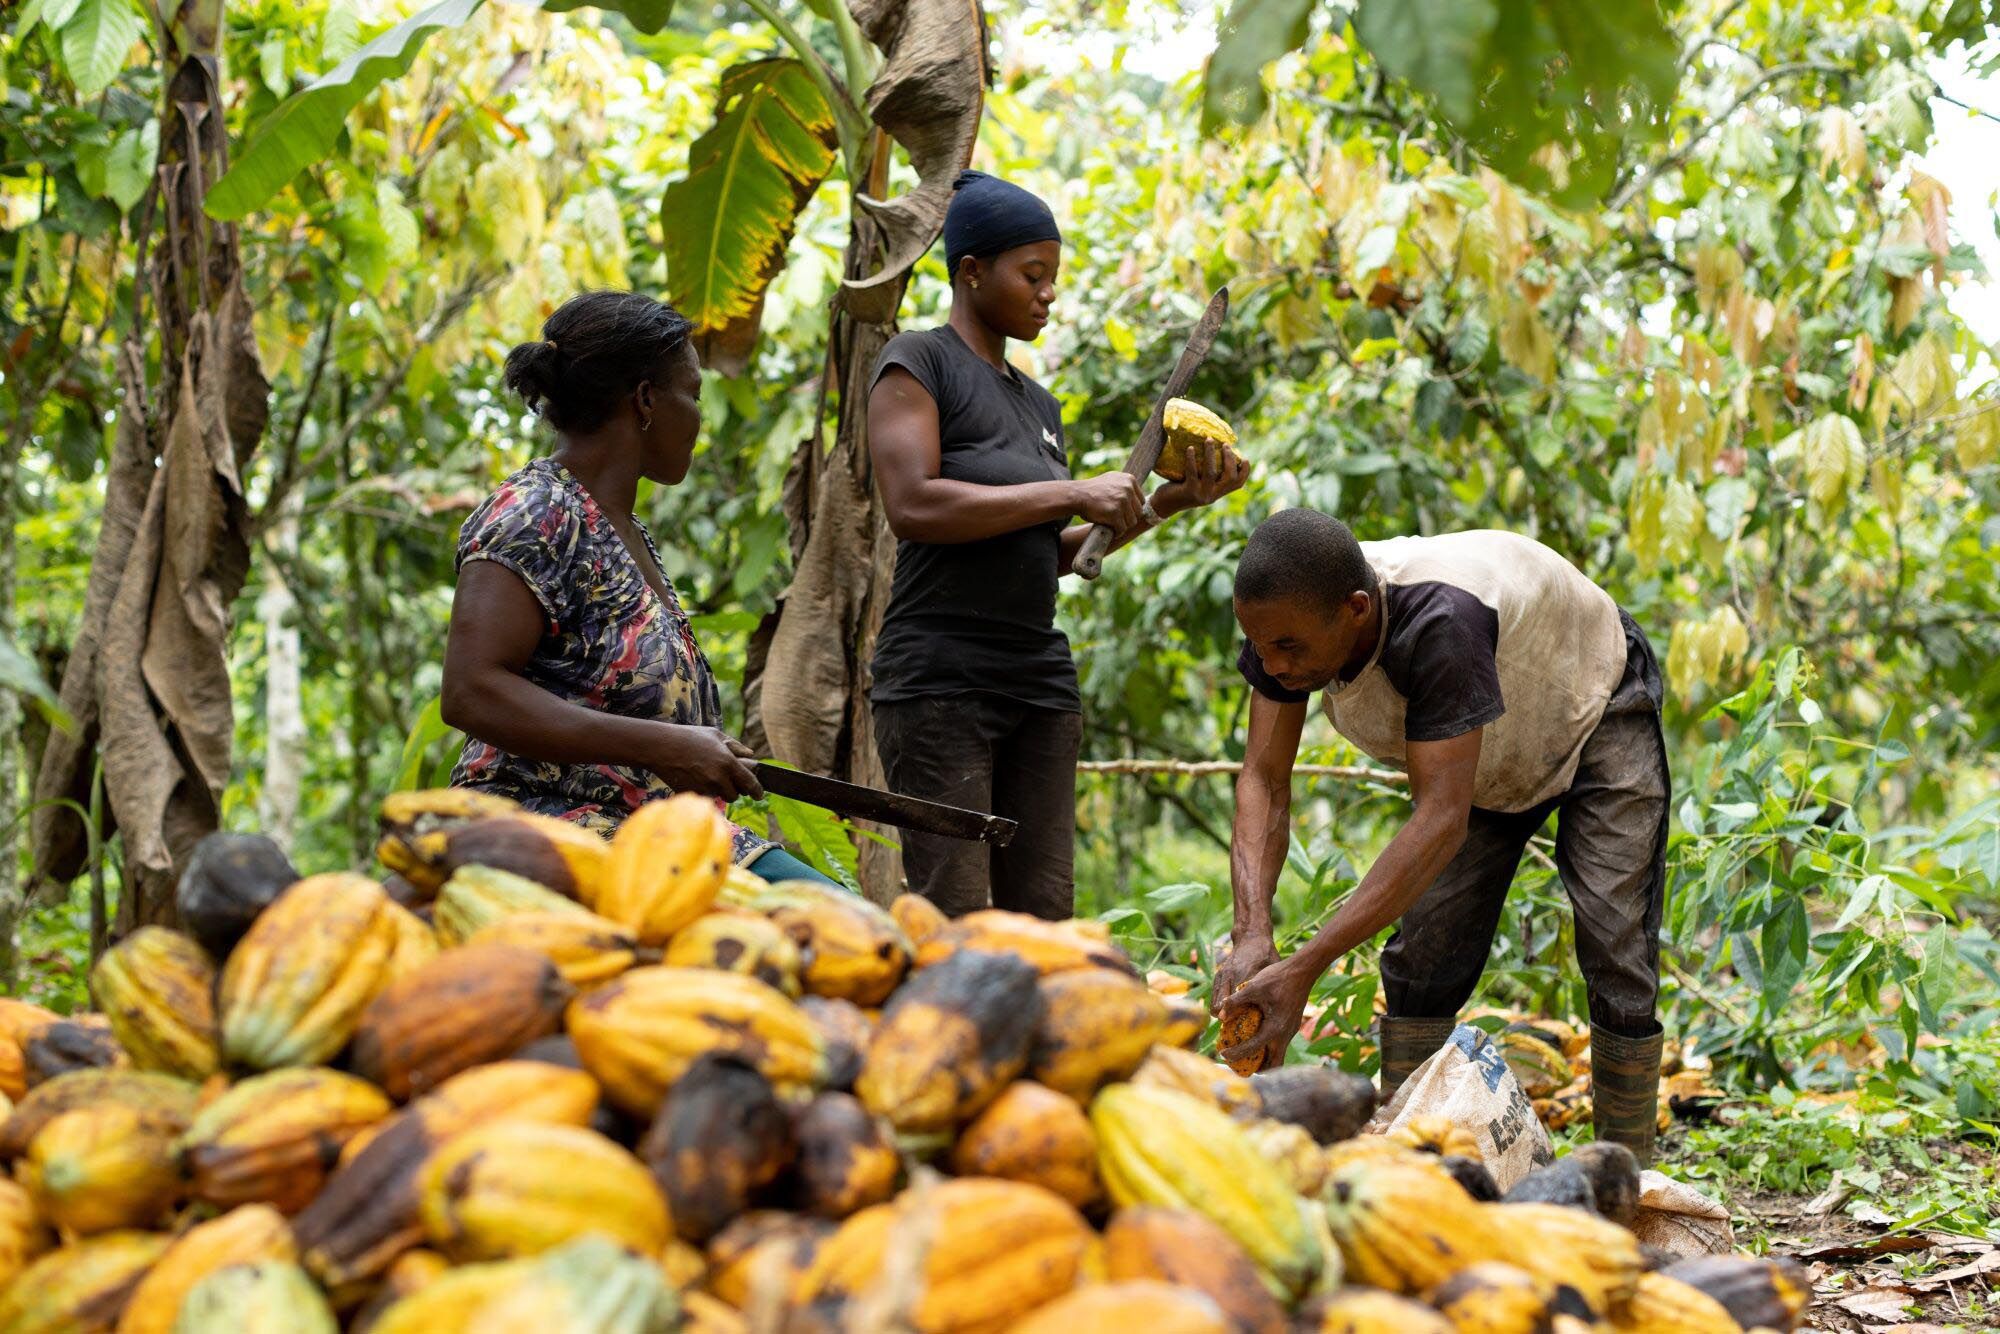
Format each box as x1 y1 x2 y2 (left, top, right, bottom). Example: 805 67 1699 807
1217 955 1316 1072
1210 933 1279 1016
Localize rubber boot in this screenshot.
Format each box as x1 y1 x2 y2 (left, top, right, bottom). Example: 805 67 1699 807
1590 1024 1664 1167
1377 1015 1458 1101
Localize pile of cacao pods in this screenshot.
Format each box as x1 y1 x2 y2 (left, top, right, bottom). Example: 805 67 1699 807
0 788 1809 1332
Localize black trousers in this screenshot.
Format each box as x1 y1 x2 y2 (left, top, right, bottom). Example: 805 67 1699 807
872 693 1081 919
1380 611 1670 1038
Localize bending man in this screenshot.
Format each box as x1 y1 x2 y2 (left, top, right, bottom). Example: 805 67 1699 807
1215 510 1669 1162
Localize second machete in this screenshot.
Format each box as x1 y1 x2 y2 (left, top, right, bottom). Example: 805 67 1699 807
752 764 1018 847
1072 285 1230 580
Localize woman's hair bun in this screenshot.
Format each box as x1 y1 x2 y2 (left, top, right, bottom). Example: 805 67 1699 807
503 337 563 410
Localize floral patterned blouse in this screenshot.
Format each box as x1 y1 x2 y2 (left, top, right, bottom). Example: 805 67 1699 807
449 458 771 865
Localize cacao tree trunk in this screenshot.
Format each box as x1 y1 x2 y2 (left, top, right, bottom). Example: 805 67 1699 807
756 138 908 901
0 424 19 983
31 0 270 933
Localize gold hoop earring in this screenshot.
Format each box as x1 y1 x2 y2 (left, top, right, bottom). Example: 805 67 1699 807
639 414 653 433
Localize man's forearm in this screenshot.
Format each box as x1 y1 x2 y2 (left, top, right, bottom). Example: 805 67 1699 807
1229 770 1291 940
1289 804 1469 977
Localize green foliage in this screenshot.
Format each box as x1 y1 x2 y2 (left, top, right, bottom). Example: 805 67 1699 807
663 58 840 372
0 630 67 731
205 0 487 221
1205 0 1678 205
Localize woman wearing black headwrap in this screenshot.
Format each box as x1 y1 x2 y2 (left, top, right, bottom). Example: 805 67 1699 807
868 171 1248 919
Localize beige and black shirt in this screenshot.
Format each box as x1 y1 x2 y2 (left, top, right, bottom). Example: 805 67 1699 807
1238 530 1628 812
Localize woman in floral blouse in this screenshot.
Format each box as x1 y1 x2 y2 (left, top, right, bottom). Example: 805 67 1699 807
441 290 830 883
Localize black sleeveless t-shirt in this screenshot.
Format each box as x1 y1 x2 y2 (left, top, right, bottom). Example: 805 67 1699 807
868 325 1079 712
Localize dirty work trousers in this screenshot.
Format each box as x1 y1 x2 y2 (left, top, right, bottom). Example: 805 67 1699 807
872 693 1081 920
1380 610 1670 1039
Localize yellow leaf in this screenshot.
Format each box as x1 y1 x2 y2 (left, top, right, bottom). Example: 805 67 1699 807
1498 300 1556 382
1815 107 1868 180
1803 412 1865 511
1480 169 1528 282
1667 605 1750 700
1628 473 1704 569
1695 240 1744 317
1955 402 2000 469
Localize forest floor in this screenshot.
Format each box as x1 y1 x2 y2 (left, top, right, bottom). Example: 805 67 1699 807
1684 1132 1999 1331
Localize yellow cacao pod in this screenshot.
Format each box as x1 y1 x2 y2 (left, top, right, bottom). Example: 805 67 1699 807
364 1258 533 1334
567 965 826 1118
1028 966 1172 1101
468 909 643 989
915 909 1134 976
762 882 911 1007
1295 1288 1454 1333
1155 398 1241 483
374 788 521 893
418 1120 671 1261
464 1233 680 1332
217 873 400 1070
1606 1271 1745 1334
681 1290 748 1334
889 892 948 946
1489 1202 1643 1317
856 948 1040 1133
170 1260 334 1334
703 1210 834 1310
117 1204 297 1334
1006 1280 1231 1334
1390 1114 1483 1161
663 910 803 997
600 792 733 944
1321 1156 1505 1294
295 1062 600 1293
1129 1044 1262 1119
1102 1206 1288 1334
432 864 592 946
381 903 439 982
90 927 220 1079
0 1174 52 1289
381 811 611 905
1428 1260 1559 1334
797 1178 1096 1333
178 1067 393 1213
22 1104 181 1235
0 1229 172 1333
950 1080 1101 1209
1 1068 199 1159
1092 1082 1323 1298
1242 1118 1329 1197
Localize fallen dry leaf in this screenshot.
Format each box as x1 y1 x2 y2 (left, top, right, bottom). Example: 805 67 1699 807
1796 1234 1933 1261
1909 1248 2000 1290
1833 1282 1916 1320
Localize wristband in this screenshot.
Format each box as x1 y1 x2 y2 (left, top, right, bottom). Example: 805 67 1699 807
1139 497 1163 527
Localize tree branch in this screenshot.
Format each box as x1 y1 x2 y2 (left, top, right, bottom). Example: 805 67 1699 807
280 276 494 508
1609 61 1847 211
253 299 338 537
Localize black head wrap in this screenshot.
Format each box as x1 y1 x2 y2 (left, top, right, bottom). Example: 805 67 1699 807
942 170 1062 277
